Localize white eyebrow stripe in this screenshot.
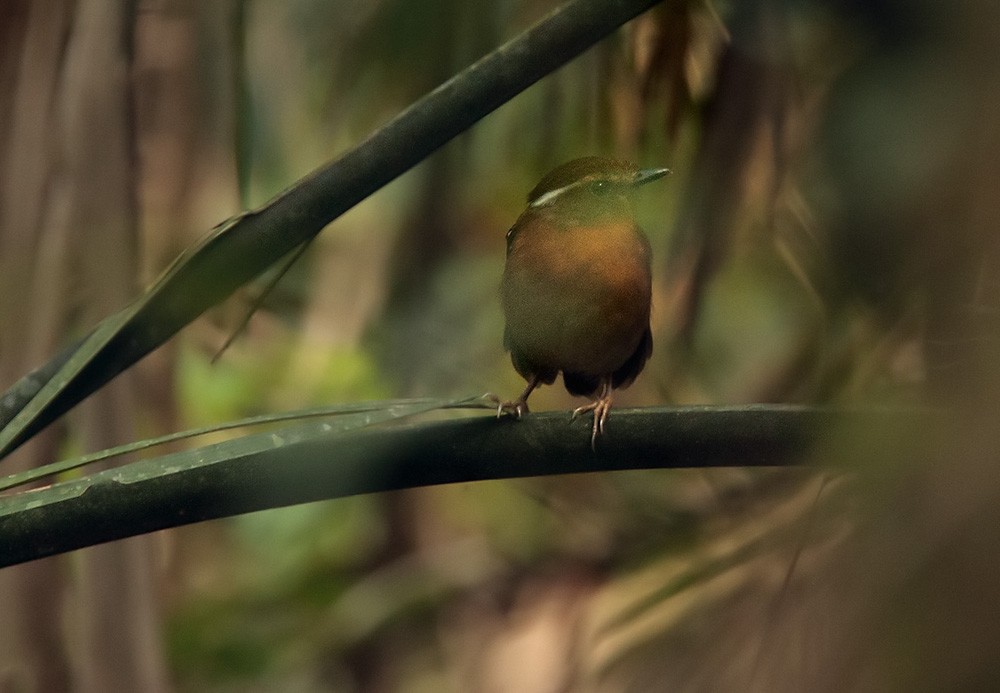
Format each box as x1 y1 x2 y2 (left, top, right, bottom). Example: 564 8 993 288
529 179 588 208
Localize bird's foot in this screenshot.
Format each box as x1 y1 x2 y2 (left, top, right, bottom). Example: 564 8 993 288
484 393 530 419
572 395 612 449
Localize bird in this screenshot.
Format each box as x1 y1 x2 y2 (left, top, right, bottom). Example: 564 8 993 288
495 156 670 446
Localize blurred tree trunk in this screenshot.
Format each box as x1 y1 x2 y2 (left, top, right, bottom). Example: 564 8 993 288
59 2 171 691
0 1 177 690
0 2 76 691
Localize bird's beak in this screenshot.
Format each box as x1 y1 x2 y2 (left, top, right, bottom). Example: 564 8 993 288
634 167 672 186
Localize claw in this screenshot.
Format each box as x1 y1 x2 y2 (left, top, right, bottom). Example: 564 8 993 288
572 397 611 449
571 377 614 450
485 393 529 419
487 375 540 421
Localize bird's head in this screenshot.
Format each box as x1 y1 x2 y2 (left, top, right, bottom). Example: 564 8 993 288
525 156 670 223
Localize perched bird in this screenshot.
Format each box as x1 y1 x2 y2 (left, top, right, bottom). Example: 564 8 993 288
496 156 670 445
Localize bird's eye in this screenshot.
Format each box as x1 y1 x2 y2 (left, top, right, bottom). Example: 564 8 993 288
590 180 610 195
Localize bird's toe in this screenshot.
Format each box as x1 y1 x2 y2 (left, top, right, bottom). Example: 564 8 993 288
573 395 612 449
489 394 530 419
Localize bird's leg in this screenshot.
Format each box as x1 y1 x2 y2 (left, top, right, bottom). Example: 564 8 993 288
572 377 613 448
487 375 541 419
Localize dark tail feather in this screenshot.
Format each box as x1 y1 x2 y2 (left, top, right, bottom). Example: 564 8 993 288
612 327 653 389
563 371 600 397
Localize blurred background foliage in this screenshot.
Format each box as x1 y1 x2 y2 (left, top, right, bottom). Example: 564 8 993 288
1 0 999 690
